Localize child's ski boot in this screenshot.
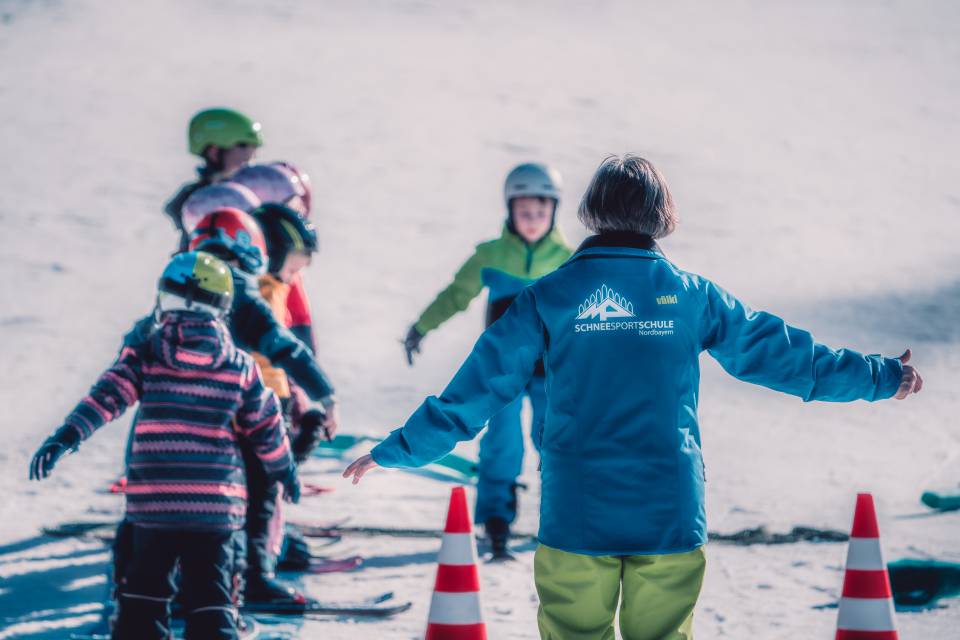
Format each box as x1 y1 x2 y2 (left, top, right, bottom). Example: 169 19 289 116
243 572 305 605
276 529 312 571
484 517 515 563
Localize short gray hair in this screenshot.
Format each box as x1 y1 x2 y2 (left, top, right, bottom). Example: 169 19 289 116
577 154 677 239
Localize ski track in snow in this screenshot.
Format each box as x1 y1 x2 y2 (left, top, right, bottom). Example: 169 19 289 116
1 1 959 637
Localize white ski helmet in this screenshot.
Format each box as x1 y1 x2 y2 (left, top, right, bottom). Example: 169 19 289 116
231 163 309 212
180 182 261 234
503 163 562 211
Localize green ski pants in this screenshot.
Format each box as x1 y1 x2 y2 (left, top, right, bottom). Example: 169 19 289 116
535 544 706 640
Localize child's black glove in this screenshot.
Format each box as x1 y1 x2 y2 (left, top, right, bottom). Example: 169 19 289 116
281 466 301 504
29 426 81 481
403 326 424 366
292 409 327 464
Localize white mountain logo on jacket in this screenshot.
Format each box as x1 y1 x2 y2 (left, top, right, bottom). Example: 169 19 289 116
577 285 635 322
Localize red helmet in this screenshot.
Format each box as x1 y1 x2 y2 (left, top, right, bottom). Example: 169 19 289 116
188 207 267 275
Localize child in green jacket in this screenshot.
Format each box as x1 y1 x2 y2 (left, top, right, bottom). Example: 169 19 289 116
403 163 573 559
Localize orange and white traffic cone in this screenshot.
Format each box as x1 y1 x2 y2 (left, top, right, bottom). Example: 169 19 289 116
425 486 486 640
836 493 898 640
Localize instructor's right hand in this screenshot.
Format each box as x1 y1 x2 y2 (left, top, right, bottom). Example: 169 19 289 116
343 454 379 485
894 349 923 400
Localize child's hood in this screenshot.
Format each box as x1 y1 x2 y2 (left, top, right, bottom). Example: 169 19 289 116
151 312 235 370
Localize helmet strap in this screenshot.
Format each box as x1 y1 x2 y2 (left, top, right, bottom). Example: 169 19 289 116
151 300 163 327
182 276 198 309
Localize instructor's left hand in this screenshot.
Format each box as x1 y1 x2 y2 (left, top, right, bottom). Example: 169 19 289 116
894 349 923 400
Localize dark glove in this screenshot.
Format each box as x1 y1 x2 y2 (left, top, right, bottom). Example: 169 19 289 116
281 465 301 504
29 426 81 481
403 326 424 366
292 408 326 464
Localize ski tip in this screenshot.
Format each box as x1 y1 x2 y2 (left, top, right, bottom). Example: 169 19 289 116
380 601 413 616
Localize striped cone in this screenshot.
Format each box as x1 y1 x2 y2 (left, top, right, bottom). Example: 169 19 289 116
836 493 898 640
425 486 486 640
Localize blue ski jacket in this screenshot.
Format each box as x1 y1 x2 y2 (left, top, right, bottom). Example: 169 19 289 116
372 232 904 556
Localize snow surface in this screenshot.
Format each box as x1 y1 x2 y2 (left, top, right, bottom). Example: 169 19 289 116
1 0 959 637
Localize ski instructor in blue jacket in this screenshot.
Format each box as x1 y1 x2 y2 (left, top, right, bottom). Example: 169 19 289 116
345 154 923 640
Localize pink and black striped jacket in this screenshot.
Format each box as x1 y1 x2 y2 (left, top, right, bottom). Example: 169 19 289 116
63 312 293 532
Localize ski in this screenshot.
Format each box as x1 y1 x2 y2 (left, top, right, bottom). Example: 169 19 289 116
45 517 352 542
921 491 960 512
290 522 537 540
301 482 337 496
42 518 531 544
241 592 410 618
308 555 363 574
245 600 412 618
44 520 118 538
303 534 343 550
405 465 476 485
69 615 260 640
313 435 480 480
103 477 336 498
313 433 378 458
889 559 960 606
433 451 479 478
707 526 848 545
279 554 363 575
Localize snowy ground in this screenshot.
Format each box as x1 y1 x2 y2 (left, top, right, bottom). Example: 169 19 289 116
1 0 959 637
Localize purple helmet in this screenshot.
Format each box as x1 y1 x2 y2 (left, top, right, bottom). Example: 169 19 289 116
231 163 309 214
181 182 261 233
273 161 313 216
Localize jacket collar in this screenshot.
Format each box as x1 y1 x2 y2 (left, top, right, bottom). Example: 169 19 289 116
576 231 663 255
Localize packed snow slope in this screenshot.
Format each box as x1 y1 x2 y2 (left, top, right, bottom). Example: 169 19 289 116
1 1 958 637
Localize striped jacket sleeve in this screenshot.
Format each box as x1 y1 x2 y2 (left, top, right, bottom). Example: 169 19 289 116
64 346 144 441
236 360 294 480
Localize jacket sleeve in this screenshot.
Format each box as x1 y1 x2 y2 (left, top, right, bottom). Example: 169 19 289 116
233 294 336 402
286 274 316 352
260 326 335 402
699 279 903 402
373 288 545 468
163 183 203 251
63 346 144 441
414 247 486 334
122 315 156 349
236 361 294 481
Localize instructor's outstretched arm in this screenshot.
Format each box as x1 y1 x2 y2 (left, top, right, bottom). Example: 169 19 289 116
345 288 545 484
701 280 921 402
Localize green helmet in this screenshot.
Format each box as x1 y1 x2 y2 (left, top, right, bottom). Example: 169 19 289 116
188 108 263 156
157 251 234 315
